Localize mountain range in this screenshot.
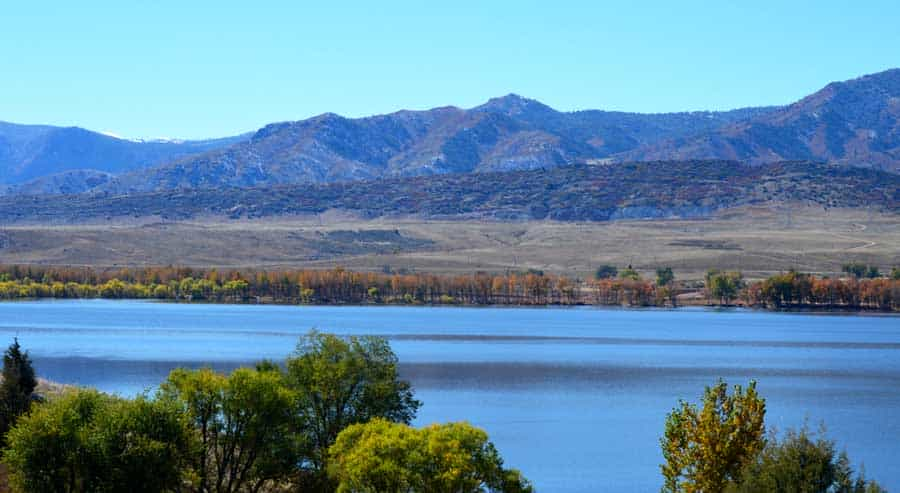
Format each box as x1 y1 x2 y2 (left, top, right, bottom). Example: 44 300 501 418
1 69 898 196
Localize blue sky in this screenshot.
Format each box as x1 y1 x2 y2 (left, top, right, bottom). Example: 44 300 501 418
1 1 897 139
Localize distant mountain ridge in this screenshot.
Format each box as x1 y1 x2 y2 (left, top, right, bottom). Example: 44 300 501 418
100 99 777 193
1 169 114 196
2 68 899 196
0 121 249 186
621 69 900 169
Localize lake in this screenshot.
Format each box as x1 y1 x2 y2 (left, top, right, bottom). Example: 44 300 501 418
1 300 898 492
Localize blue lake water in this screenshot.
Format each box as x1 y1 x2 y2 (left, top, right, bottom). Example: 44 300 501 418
1 300 898 492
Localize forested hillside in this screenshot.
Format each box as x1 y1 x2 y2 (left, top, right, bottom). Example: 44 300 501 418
1 161 895 224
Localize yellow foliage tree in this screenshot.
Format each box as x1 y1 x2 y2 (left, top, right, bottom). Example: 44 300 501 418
661 380 766 493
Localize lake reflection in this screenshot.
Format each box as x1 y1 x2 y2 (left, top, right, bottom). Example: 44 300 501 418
1 300 898 492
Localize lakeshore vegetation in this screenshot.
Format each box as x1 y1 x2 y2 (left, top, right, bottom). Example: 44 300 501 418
0 333 531 493
0 337 887 492
660 380 885 493
0 264 898 311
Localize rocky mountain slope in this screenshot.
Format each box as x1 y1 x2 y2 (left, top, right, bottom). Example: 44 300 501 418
102 99 774 193
620 69 900 171
101 69 900 192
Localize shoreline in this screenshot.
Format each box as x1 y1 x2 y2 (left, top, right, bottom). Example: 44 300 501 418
1 296 897 314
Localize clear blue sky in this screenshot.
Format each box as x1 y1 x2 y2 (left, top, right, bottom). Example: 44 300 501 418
1 1 897 139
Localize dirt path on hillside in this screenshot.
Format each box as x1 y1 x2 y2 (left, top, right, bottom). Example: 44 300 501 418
833 223 877 252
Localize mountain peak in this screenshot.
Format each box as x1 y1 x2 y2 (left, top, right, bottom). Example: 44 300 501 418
476 94 556 116
486 93 531 104
851 67 900 84
847 67 900 96
814 68 900 99
311 112 346 122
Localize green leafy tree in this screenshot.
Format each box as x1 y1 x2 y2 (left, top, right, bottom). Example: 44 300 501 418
89 396 192 492
620 265 641 281
286 331 420 488
656 267 675 287
328 418 533 493
842 263 868 279
3 389 105 493
706 270 744 305
159 366 299 493
727 425 886 493
891 267 900 280
0 338 38 444
3 389 191 493
595 265 618 279
832 455 887 493
661 380 766 493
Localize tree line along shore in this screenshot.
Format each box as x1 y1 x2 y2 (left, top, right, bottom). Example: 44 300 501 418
0 264 898 311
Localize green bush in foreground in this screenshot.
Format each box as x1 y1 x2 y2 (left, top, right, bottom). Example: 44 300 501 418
3 389 191 492
328 418 533 493
727 425 886 493
0 332 432 493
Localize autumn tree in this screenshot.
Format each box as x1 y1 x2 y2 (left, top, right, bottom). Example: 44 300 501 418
328 418 533 493
661 380 766 493
221 279 249 301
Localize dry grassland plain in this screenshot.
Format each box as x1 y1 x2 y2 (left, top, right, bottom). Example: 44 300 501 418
0 204 897 281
